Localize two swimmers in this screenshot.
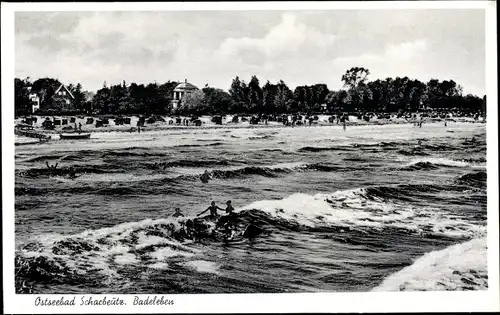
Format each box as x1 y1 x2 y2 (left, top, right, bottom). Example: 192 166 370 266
197 200 234 218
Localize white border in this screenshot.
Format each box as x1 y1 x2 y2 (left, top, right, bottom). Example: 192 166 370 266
2 1 499 313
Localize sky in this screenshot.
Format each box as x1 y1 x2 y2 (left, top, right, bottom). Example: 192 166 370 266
15 9 486 95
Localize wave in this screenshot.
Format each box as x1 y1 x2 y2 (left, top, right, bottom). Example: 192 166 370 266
147 159 234 169
419 144 456 151
101 151 168 158
456 171 487 188
298 140 456 154
237 186 485 239
14 211 274 292
15 217 203 292
402 158 472 170
372 237 487 291
248 135 274 140
298 146 353 153
15 182 487 292
18 153 85 163
176 162 345 182
17 164 120 178
15 162 347 197
175 142 224 148
397 149 430 156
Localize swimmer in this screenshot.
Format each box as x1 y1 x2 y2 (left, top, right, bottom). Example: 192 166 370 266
46 161 58 170
172 207 184 218
225 200 235 215
197 201 224 219
68 167 77 179
200 170 211 183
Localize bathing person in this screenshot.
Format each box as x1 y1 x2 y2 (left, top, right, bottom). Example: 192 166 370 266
46 161 58 170
225 200 235 215
172 207 184 217
68 167 77 179
200 170 211 183
197 201 224 219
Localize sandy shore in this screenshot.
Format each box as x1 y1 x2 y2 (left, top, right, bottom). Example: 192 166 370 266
15 114 485 135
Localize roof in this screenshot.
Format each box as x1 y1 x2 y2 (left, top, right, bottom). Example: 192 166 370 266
174 80 198 91
54 84 75 99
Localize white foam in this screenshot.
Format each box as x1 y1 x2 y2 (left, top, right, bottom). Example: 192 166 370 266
149 247 194 261
237 189 485 238
267 161 309 170
114 253 139 265
148 262 169 270
184 260 219 274
406 157 470 168
20 217 200 280
373 237 488 291
136 233 169 249
77 173 168 182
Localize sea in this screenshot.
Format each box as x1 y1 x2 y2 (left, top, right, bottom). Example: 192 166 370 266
14 122 487 293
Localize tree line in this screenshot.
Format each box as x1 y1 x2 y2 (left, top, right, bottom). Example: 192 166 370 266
15 78 88 116
15 67 486 117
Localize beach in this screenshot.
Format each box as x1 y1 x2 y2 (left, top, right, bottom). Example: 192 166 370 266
15 113 485 136
14 121 487 293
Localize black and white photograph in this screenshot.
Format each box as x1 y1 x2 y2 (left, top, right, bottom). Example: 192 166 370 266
2 1 499 313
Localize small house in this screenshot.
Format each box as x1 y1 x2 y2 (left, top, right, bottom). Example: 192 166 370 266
52 84 75 109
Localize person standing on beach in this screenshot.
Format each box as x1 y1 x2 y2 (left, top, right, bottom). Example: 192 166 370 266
343 120 346 131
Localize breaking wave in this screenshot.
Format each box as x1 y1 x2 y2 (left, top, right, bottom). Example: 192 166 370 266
15 217 203 293
147 159 234 169
237 185 486 239
402 158 472 171
456 171 487 188
15 179 487 292
176 162 345 181
372 237 487 291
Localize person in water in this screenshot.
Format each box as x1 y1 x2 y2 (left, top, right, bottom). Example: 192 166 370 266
200 170 211 183
172 207 184 217
46 161 58 170
225 200 235 215
68 166 77 179
197 201 224 218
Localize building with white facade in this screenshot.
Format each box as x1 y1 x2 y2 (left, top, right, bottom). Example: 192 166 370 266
171 79 199 109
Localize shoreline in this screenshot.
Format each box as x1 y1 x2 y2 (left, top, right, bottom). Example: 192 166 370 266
16 116 486 135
